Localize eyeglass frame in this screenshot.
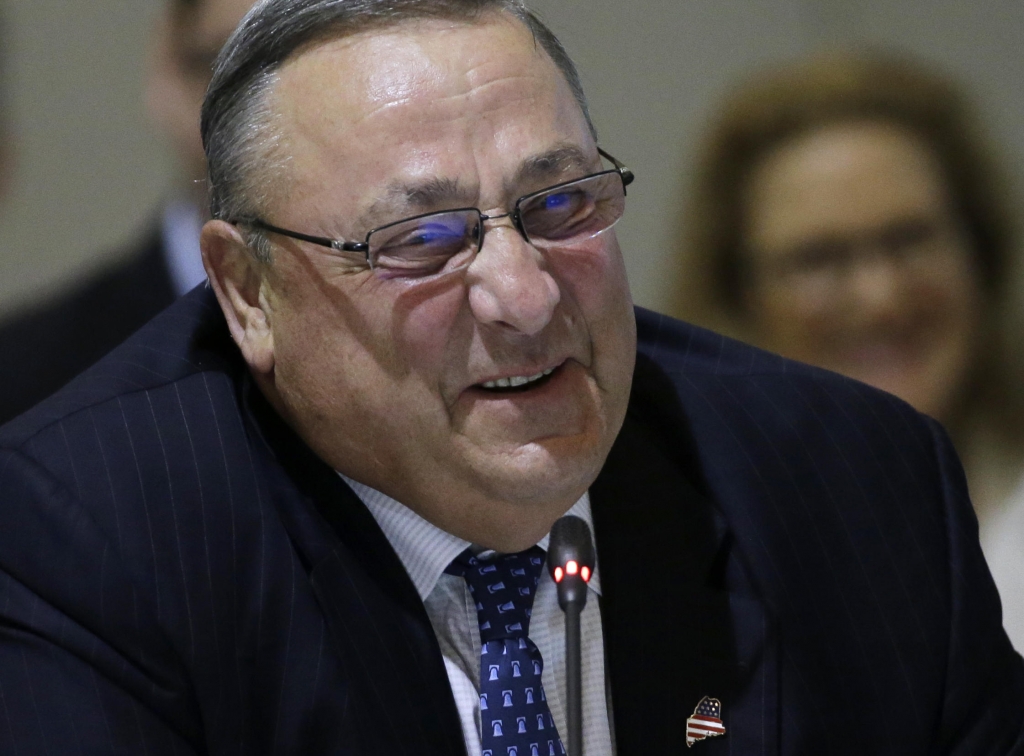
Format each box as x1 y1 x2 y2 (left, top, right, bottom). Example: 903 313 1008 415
230 147 634 270
743 214 969 303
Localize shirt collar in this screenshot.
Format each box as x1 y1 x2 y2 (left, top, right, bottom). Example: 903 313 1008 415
339 474 601 600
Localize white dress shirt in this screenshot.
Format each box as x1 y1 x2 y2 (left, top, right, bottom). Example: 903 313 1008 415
980 473 1024 652
341 475 616 756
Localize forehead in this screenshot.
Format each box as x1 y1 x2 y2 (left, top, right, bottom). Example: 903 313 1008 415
276 15 575 131
747 121 950 239
267 15 591 219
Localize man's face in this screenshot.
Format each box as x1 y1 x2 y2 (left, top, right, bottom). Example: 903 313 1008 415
147 0 257 186
221 15 636 550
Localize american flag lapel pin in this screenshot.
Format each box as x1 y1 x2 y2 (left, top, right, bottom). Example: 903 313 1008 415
685 695 726 748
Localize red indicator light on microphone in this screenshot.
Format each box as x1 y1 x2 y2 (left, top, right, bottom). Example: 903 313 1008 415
566 560 579 576
581 565 591 583
554 566 564 583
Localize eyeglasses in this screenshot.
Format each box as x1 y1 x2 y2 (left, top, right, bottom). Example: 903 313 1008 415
748 216 968 304
233 148 633 279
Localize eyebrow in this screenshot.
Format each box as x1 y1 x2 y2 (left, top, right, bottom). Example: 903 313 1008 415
510 145 592 188
355 144 595 232
357 177 468 231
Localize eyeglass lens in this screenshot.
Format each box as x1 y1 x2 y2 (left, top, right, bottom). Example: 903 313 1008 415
369 171 626 277
760 216 958 293
371 214 481 276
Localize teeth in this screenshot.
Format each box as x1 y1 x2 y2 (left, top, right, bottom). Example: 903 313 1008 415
482 367 555 390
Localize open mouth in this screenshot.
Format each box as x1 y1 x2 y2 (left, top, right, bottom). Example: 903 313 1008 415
477 366 558 393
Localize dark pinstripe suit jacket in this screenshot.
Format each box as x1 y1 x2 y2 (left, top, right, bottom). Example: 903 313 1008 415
0 286 1021 755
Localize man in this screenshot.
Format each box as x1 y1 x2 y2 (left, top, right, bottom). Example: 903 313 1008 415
0 0 255 424
0 0 1021 753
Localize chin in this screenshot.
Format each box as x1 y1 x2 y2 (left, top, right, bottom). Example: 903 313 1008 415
471 437 607 508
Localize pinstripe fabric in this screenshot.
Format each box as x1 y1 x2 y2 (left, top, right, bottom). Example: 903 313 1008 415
346 478 615 756
0 286 1021 754
0 292 353 755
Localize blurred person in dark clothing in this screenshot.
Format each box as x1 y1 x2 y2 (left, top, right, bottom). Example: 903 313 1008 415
0 0 254 424
670 51 1024 648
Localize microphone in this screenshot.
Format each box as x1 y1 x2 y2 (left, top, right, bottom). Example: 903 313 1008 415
548 515 595 756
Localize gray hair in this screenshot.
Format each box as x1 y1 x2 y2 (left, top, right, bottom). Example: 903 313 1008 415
200 0 595 261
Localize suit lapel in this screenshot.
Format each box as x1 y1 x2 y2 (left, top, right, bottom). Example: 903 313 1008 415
591 356 778 754
243 381 467 756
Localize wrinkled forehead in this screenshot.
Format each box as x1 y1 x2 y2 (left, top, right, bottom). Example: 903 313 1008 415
249 12 596 230
270 13 584 152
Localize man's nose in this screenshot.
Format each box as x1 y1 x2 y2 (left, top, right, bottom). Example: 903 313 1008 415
465 220 560 335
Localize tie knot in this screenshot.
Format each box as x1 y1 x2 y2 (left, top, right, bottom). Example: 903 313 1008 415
446 546 545 641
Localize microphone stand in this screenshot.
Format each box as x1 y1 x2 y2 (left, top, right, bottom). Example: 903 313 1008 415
564 600 582 755
548 515 595 756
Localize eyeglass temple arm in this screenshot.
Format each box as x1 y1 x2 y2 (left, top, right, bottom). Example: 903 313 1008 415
598 147 634 191
244 218 369 253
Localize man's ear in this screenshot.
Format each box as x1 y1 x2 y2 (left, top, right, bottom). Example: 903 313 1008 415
201 220 275 376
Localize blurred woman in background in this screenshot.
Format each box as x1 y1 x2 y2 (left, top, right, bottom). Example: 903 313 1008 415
671 51 1024 647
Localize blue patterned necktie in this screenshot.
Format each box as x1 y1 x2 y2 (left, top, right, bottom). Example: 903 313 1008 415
446 547 566 756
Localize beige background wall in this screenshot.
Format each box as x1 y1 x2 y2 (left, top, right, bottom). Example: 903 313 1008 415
0 0 1021 316
0 0 171 314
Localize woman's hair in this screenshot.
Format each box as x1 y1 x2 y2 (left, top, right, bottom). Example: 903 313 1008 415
670 50 1023 437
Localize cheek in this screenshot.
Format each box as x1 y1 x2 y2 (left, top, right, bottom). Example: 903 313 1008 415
271 307 379 420
266 272 402 413
390 278 470 398
549 238 636 396
550 237 633 322
911 268 984 359
749 285 828 349
268 278 465 471
918 253 981 313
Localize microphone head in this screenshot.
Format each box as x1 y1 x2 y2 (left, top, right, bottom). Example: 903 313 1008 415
548 515 595 611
